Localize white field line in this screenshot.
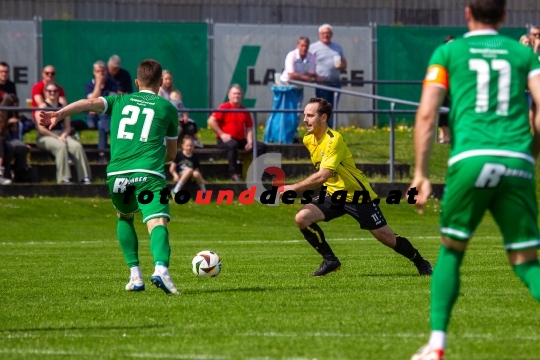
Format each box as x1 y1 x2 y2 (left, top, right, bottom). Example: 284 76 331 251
2 331 539 341
0 348 228 359
0 236 503 247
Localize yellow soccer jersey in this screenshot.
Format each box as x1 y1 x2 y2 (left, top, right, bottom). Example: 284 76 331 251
303 129 377 202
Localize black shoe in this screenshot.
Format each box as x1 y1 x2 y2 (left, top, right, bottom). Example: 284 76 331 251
415 259 433 275
311 258 341 277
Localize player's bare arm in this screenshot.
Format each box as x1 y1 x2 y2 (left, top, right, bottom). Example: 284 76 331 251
410 85 446 214
165 139 177 163
39 98 105 130
528 73 540 158
282 167 333 193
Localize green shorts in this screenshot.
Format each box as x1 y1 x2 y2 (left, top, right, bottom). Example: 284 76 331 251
106 172 170 224
441 156 540 251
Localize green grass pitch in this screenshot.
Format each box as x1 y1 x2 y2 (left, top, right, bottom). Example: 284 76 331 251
0 197 539 359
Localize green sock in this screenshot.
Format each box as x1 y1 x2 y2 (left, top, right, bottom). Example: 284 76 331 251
513 259 540 302
150 225 171 267
430 245 465 331
117 216 139 267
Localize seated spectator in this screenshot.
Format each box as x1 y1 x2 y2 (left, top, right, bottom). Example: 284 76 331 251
169 136 206 195
207 84 267 182
86 60 117 163
0 62 17 98
107 55 133 94
0 95 11 185
36 84 91 184
170 90 203 148
158 70 175 100
520 35 531 46
0 94 31 183
31 65 67 117
529 26 540 55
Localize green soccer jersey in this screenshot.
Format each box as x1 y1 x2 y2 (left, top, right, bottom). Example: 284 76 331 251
424 29 540 165
100 90 178 178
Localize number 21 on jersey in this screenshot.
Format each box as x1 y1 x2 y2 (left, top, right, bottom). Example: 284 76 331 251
118 105 155 142
469 58 511 116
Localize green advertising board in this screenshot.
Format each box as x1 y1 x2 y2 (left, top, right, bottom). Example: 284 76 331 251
43 21 208 126
376 26 527 126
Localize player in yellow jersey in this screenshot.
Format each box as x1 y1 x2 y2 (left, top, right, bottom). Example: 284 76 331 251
282 97 432 276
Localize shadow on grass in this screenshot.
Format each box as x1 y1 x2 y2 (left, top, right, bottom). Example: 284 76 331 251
182 285 311 295
0 324 164 333
359 273 425 277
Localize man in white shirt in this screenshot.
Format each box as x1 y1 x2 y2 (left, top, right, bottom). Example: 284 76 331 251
280 36 320 108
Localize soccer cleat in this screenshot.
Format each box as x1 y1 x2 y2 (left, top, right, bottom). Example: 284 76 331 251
411 345 444 360
150 273 180 295
125 276 145 291
311 258 341 277
415 259 433 276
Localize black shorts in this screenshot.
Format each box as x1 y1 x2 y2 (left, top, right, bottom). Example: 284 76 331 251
311 195 387 230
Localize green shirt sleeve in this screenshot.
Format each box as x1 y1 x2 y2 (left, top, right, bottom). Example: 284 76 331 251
100 95 118 116
427 44 449 68
166 103 179 139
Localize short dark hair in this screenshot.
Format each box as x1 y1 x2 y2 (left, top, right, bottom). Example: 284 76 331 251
307 97 333 120
0 61 8 68
468 0 506 25
298 36 310 45
137 59 162 87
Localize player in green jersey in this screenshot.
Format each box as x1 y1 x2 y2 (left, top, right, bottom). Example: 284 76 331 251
409 1 540 359
39 59 180 295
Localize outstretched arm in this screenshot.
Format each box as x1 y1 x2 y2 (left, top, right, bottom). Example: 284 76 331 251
39 98 105 130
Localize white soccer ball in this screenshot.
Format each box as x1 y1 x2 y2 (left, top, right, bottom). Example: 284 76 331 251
192 250 221 277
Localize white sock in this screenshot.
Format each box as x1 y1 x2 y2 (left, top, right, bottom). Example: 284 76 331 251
428 330 446 350
173 181 183 193
130 266 142 279
155 265 169 276
200 183 207 192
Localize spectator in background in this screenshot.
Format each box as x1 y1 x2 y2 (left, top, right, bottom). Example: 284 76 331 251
438 35 454 144
170 90 203 148
520 35 531 46
529 26 540 55
107 55 133 94
207 84 267 182
0 94 31 183
36 83 91 184
279 36 320 108
0 94 16 185
86 60 117 163
31 65 67 117
309 23 346 129
158 70 175 100
0 62 17 97
169 135 206 195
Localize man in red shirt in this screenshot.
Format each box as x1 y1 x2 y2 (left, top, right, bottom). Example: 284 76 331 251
208 84 267 182
31 65 67 119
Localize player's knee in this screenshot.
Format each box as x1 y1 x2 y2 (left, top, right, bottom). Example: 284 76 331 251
295 211 311 228
117 212 134 219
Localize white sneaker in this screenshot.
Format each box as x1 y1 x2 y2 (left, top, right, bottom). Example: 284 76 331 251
150 271 180 295
125 276 145 291
0 177 12 185
411 345 444 360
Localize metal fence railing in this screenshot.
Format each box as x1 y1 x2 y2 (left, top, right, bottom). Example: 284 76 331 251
1 100 444 183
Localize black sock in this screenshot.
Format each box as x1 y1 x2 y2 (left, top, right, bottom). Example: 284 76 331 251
300 224 337 260
393 234 424 264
